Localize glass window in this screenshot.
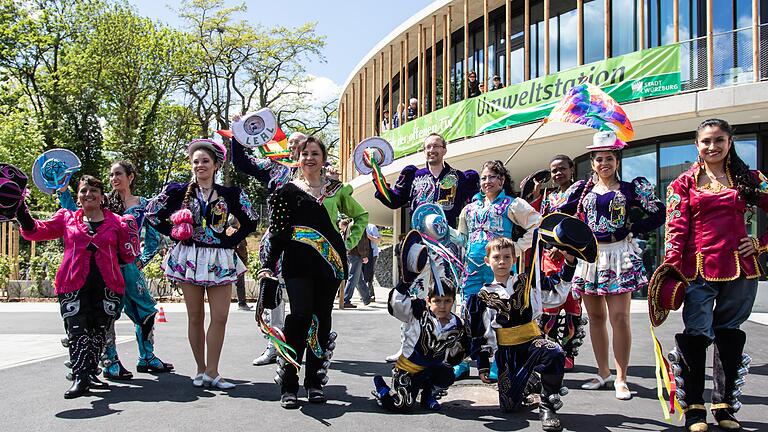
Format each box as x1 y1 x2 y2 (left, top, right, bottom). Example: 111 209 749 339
549 0 578 72
584 0 605 64
622 146 658 185
678 0 698 41
612 0 637 56
530 0 545 78
452 37 464 103
510 13 524 84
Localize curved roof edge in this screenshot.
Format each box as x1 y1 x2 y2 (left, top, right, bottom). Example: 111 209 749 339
338 0 452 96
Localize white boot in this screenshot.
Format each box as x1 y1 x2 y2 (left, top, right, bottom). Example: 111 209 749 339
253 344 277 366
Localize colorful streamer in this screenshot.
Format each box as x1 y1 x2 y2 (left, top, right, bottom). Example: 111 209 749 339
650 325 684 422
255 294 300 370
306 315 325 358
257 126 300 168
364 150 392 203
546 82 635 142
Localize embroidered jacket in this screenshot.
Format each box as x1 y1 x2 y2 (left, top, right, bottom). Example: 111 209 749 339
388 281 469 368
19 208 139 295
555 177 665 243
145 182 258 249
467 264 575 371
59 191 160 268
663 165 768 281
266 181 368 280
374 163 479 228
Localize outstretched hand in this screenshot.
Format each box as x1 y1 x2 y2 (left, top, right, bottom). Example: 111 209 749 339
479 371 492 384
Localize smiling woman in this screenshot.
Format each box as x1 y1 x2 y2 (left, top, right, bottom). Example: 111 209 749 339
145 139 259 391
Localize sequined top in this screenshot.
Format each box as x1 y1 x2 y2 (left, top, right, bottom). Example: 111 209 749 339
556 177 665 243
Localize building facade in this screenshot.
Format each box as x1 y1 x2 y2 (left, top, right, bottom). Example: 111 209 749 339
338 0 768 273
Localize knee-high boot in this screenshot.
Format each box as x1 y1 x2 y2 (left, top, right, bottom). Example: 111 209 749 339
135 314 174 373
64 333 91 399
670 333 710 432
88 330 109 389
539 373 567 432
101 323 133 380
711 329 749 431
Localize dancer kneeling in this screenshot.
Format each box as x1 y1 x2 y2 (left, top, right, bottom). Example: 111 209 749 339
372 231 469 412
468 235 585 432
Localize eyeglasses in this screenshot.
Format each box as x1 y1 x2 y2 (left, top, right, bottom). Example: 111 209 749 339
480 175 501 182
424 144 446 151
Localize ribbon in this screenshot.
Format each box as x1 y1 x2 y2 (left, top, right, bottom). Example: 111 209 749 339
257 145 299 168
364 150 392 202
650 325 684 422
255 291 301 370
418 233 466 287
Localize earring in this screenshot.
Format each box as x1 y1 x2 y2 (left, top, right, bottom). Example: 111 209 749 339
696 154 703 165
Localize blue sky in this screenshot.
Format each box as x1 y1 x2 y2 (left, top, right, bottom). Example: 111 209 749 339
129 0 431 92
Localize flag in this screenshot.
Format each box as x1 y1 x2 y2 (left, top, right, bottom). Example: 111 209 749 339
546 83 635 142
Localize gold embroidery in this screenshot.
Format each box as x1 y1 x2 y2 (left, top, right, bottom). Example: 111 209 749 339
690 251 761 282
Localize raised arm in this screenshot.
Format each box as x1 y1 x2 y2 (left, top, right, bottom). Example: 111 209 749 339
374 165 417 209
387 281 426 323
57 190 78 211
507 197 542 256
17 206 68 242
339 184 369 250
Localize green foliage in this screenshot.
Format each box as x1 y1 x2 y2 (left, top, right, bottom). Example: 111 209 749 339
0 254 13 292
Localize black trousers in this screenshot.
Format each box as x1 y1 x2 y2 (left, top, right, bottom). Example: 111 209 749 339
281 277 339 393
58 285 122 376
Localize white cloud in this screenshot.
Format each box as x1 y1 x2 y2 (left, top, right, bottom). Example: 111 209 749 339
306 75 341 104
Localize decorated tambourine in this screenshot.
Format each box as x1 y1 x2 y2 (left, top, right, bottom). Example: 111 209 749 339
32 149 82 195
0 163 29 222
411 203 449 241
231 108 278 149
353 137 394 175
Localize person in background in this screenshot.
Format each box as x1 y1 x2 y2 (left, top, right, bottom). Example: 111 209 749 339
491 75 504 91
343 220 372 308
407 98 418 121
227 216 252 311
381 109 390 132
362 223 382 303
393 103 404 128
468 71 481 98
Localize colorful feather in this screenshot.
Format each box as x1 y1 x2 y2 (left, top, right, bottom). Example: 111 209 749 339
547 83 635 142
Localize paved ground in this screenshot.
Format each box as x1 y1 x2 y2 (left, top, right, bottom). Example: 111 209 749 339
1 288 767 432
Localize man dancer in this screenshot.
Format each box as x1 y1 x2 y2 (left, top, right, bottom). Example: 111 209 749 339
374 133 479 362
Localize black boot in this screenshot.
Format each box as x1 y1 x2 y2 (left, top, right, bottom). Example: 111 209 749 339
711 329 748 431
64 334 91 399
88 330 108 389
539 373 565 432
671 333 710 432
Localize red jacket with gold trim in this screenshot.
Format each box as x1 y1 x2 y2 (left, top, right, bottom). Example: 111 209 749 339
663 165 768 281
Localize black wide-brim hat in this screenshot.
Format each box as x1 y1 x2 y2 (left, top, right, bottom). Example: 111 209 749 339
538 212 598 263
520 169 551 202
0 163 28 222
399 230 428 284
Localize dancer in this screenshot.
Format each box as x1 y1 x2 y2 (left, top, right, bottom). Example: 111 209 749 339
231 130 306 366
373 132 478 362
58 161 172 379
555 131 664 399
526 155 588 371
451 160 540 379
17 175 139 398
372 232 469 412
468 236 576 432
657 119 765 431
260 136 368 408
146 139 258 390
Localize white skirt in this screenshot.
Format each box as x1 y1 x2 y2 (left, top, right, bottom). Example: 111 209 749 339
163 243 246 287
572 236 647 296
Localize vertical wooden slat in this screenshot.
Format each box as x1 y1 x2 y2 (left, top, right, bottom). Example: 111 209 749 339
370 61 376 136
446 7 452 106
706 0 714 88
432 15 437 112
443 13 448 109
577 0 584 65
506 0 512 83
400 39 405 122
1 222 6 256
753 0 760 82
423 26 429 114
418 24 424 116
352 81 357 144
605 0 611 58
12 226 18 279
362 68 368 139
405 33 410 123
379 52 384 132
544 0 550 74
31 241 36 258
464 0 469 99
338 100 344 179
388 44 393 122
483 0 489 89
672 0 677 43
524 0 531 80
639 0 645 49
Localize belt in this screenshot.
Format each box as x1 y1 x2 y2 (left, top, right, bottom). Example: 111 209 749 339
395 355 426 374
495 321 542 346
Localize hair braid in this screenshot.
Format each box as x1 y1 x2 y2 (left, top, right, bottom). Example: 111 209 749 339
182 180 198 212
576 176 595 218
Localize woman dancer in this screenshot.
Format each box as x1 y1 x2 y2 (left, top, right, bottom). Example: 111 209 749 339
17 175 139 398
556 132 664 399
260 136 368 408
663 119 765 431
451 160 541 379
529 155 588 371
59 161 172 379
146 139 258 389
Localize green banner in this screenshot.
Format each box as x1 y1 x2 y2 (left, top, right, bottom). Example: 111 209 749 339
382 44 681 159
473 44 681 134
382 99 474 158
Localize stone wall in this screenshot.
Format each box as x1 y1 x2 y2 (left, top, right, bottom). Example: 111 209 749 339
374 245 394 288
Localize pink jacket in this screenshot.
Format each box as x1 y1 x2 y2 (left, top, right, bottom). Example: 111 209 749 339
20 208 139 295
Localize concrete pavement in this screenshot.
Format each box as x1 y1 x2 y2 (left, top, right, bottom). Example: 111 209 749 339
0 290 766 432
